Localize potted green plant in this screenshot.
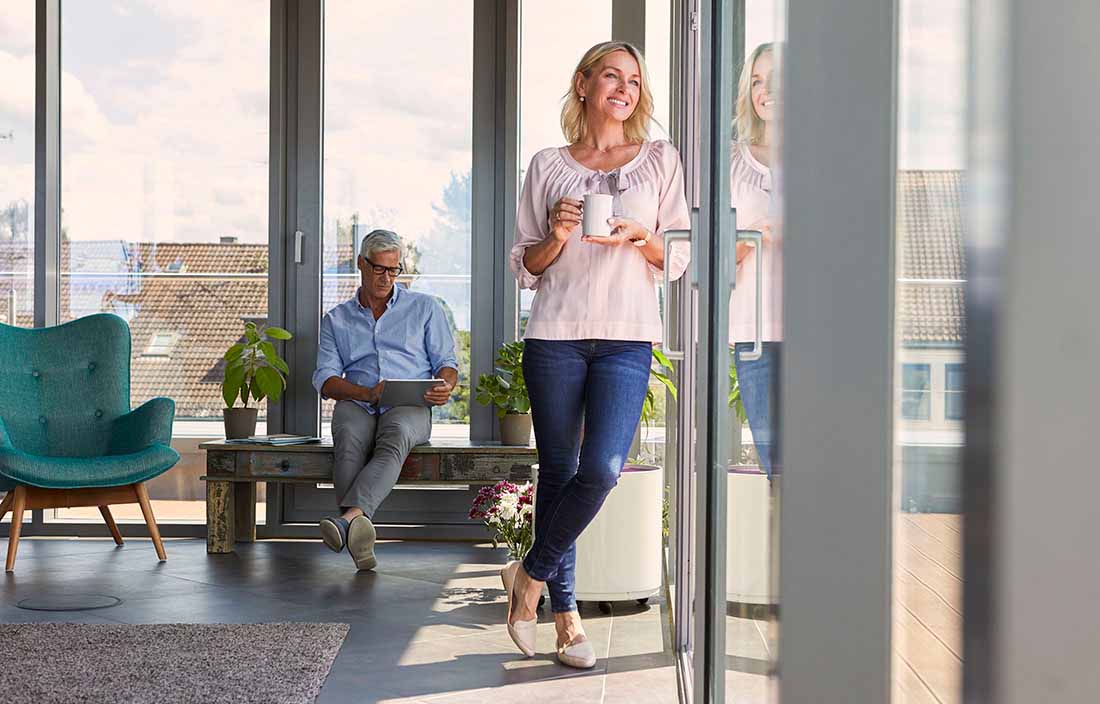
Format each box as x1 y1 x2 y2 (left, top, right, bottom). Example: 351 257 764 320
630 347 678 469
728 357 748 463
474 341 531 446
221 321 293 439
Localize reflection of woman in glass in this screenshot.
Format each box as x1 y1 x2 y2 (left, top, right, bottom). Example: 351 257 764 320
731 43 781 477
503 41 690 669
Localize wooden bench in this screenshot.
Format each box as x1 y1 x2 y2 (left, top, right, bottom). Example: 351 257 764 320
199 439 537 553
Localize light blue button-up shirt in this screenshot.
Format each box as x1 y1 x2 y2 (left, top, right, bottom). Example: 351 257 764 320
312 286 458 414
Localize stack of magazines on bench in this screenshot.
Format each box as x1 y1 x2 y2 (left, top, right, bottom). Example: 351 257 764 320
225 434 322 446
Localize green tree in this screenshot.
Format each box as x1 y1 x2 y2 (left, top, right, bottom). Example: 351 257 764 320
2 199 29 240
417 170 471 275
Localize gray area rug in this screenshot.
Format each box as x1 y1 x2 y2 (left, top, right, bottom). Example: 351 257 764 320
0 622 350 703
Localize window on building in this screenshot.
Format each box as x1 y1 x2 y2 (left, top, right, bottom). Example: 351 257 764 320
945 362 964 420
143 331 179 358
901 363 932 420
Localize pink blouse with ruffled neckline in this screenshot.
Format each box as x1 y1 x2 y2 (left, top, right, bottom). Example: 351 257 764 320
511 139 691 343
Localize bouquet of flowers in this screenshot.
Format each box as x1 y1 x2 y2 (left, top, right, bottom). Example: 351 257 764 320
469 480 535 561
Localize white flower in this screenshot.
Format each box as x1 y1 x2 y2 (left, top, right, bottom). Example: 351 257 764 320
520 503 534 519
496 492 519 520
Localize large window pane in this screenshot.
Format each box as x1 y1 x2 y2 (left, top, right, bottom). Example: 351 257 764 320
517 1 613 337
894 0 968 700
56 1 270 524
322 1 473 439
725 2 783 698
0 4 34 523
0 4 34 330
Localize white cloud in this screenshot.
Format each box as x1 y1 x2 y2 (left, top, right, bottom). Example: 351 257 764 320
0 3 34 55
59 0 270 244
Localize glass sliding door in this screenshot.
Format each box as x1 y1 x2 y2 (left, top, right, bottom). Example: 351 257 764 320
893 1 968 701
668 0 782 699
671 0 909 702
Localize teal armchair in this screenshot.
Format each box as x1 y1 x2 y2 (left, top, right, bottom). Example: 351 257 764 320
0 314 179 571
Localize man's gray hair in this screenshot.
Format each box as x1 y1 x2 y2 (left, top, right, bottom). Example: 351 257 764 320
359 229 404 260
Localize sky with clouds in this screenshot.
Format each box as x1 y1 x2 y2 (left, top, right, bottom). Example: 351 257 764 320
0 0 966 254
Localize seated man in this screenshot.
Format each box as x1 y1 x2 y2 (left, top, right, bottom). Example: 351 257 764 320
312 229 458 570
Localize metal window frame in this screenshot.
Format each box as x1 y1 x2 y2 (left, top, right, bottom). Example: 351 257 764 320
261 0 323 536
668 0 696 696
779 0 898 702
470 0 520 441
28 0 61 532
34 0 60 333
690 1 740 701
613 0 647 50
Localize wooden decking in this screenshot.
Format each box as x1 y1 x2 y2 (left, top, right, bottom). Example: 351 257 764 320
894 513 963 704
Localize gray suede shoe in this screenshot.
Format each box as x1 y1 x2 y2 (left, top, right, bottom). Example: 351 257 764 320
319 516 350 553
347 514 378 571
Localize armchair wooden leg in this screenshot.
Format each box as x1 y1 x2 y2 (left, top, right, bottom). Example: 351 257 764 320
0 492 13 523
99 506 124 546
133 483 166 561
5 486 27 572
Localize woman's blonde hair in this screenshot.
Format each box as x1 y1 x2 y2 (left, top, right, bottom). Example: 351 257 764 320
561 41 654 145
735 42 778 145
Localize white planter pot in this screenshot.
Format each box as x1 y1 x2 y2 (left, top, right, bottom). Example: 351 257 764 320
531 464 663 602
726 467 773 605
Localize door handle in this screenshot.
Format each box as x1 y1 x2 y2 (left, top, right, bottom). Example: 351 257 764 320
735 230 764 361
662 229 693 361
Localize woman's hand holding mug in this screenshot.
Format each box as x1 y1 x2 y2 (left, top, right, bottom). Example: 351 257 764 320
549 198 583 242
582 216 651 247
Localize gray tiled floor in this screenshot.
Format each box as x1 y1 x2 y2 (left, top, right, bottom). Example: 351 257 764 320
0 537 697 703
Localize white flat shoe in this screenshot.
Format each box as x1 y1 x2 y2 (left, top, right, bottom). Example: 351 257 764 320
556 635 597 669
501 560 537 657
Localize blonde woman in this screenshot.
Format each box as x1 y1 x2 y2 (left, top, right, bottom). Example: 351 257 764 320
502 41 690 669
731 42 782 477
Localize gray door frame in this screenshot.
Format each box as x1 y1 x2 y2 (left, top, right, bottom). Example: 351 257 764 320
779 0 898 702
964 1 1100 701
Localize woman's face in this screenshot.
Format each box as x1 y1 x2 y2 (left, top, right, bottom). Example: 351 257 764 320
578 50 641 124
751 50 775 123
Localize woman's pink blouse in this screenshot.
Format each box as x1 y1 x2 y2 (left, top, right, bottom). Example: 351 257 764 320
511 140 691 343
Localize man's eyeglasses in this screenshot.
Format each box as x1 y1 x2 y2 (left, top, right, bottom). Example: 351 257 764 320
364 257 404 278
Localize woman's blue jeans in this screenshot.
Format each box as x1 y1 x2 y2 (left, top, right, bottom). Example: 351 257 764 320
522 339 652 613
734 342 781 478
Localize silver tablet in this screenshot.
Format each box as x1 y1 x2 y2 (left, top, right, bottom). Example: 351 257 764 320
378 378 445 408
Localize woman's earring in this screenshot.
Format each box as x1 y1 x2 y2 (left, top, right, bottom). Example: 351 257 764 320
580 96 585 102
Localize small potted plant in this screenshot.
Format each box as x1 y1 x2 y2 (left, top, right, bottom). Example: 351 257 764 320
474 341 531 446
221 321 293 439
468 480 535 561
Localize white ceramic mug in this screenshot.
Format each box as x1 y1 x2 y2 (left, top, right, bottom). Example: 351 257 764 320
582 193 614 237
